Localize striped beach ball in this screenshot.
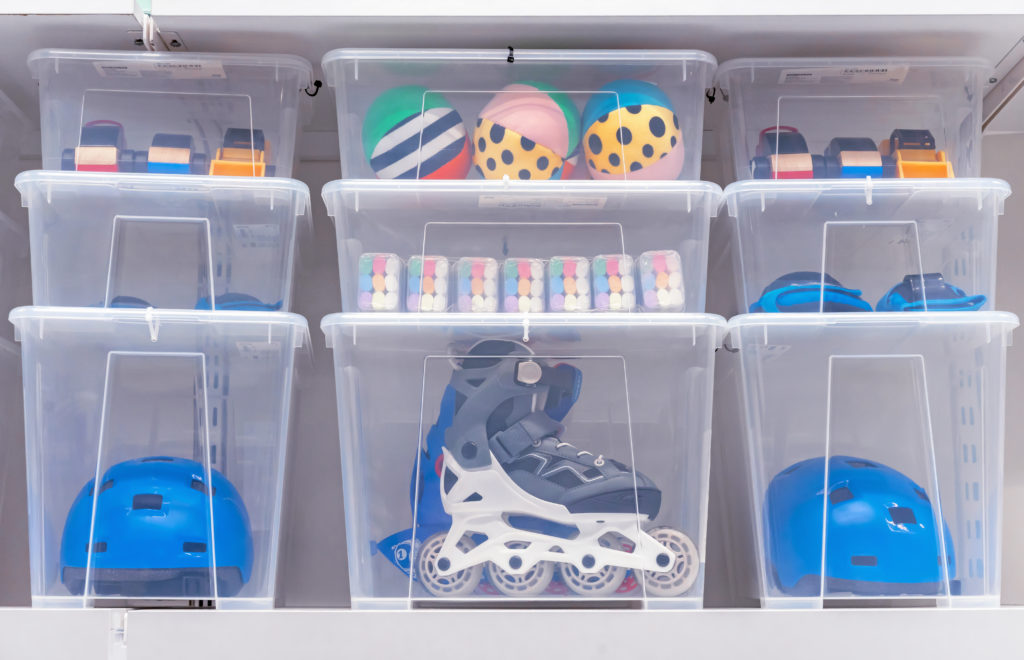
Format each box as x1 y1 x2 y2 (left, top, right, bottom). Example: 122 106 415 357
362 86 471 179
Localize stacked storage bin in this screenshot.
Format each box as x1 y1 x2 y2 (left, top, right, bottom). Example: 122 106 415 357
15 50 313 609
320 49 726 608
717 58 1018 607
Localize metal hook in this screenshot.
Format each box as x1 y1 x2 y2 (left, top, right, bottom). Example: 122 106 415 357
305 80 323 97
507 47 515 64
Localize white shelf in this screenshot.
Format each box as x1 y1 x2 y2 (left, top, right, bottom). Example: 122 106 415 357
2 607 1022 659
148 0 1024 16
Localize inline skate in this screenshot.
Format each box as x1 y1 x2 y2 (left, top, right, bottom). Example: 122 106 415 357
414 339 698 598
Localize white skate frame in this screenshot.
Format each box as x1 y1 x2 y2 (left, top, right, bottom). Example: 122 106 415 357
434 448 674 577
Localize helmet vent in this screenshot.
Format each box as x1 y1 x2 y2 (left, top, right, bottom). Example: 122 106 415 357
888 506 917 525
781 464 800 476
465 379 485 387
914 486 930 502
132 494 163 510
845 459 878 469
182 542 207 553
851 555 877 566
100 479 115 493
828 487 854 504
464 493 482 502
190 479 217 496
87 542 108 553
141 457 174 462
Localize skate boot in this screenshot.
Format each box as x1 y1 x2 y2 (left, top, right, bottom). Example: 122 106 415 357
416 339 699 599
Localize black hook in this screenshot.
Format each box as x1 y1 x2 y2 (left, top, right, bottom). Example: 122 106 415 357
507 46 514 63
705 87 717 104
305 80 323 97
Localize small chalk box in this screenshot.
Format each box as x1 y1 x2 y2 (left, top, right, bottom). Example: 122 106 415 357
548 257 591 312
456 257 499 312
592 254 637 312
357 252 402 311
638 250 684 311
503 258 545 313
407 256 450 312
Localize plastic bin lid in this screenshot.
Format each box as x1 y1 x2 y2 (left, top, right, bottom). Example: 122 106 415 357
728 311 1019 333
321 312 727 347
15 169 311 197
28 49 314 86
10 306 311 349
722 177 1011 215
716 56 992 88
322 177 723 202
324 47 716 66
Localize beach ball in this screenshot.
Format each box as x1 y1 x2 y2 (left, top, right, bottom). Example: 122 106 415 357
472 81 580 180
362 85 471 179
582 80 684 180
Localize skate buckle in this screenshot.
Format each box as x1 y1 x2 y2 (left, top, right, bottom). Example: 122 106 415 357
515 360 543 385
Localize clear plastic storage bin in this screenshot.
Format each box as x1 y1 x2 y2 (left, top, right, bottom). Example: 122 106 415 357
322 49 715 181
15 171 310 311
29 49 313 178
322 313 724 609
717 58 989 181
322 180 721 314
722 178 1009 315
729 312 1018 608
13 307 309 609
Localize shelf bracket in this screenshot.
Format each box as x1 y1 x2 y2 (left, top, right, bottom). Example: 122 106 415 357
107 609 127 660
984 36 1024 130
132 0 171 51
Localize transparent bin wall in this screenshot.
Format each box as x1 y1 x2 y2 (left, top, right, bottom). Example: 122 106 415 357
13 308 308 609
723 179 1009 313
16 171 310 312
322 49 715 181
323 180 721 314
322 314 724 609
717 58 989 181
730 313 1017 608
29 50 313 179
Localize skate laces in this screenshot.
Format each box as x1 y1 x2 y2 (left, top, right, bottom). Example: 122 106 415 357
554 440 605 466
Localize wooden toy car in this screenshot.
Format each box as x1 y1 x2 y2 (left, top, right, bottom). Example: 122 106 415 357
878 129 953 178
750 126 824 179
71 120 128 172
822 137 893 178
209 128 269 177
147 133 200 175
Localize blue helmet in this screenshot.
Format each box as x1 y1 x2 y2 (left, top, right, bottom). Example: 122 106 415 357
750 272 872 313
765 455 956 597
877 273 986 312
61 456 253 598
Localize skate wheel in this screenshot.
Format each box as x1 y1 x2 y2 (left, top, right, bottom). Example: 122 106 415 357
559 535 629 598
416 532 483 598
486 544 555 597
643 526 699 597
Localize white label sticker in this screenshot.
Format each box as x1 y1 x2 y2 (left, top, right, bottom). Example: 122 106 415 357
93 60 227 80
478 195 607 209
778 65 909 85
234 224 281 248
